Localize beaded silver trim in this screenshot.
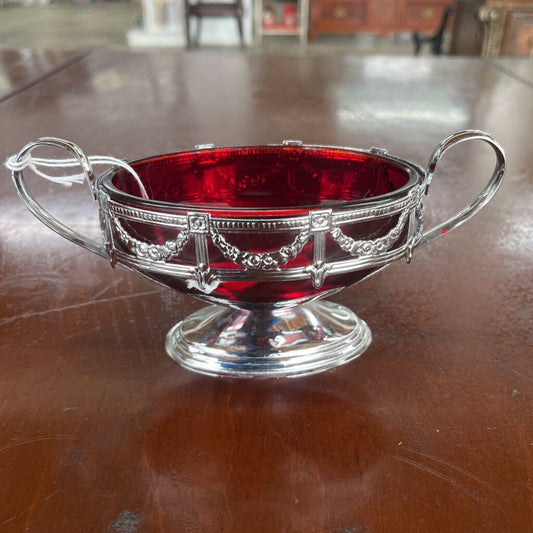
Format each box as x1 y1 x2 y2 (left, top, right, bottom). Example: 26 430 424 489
107 187 419 233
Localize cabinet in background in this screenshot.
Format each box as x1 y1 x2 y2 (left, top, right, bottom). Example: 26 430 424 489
308 0 452 41
450 0 533 56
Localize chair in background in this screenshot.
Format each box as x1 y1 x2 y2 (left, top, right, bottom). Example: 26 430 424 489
412 6 454 55
184 0 245 48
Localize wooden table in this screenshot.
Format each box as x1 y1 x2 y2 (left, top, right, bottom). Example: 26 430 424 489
0 50 88 103
1 51 531 532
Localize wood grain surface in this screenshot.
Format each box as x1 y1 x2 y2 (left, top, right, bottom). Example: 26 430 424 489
0 50 88 102
0 51 531 532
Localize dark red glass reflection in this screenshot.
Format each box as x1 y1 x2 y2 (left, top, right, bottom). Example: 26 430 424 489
112 146 409 208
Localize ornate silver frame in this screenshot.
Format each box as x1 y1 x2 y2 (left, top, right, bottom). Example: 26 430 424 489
11 131 506 378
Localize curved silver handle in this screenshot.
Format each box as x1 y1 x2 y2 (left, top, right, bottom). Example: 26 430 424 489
11 137 108 259
420 130 506 246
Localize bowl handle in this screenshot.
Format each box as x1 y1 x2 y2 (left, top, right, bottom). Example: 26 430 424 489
10 137 108 259
419 130 506 247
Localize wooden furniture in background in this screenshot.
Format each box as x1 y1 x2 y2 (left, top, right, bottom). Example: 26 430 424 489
185 0 245 47
308 0 452 40
481 2 533 55
451 0 533 56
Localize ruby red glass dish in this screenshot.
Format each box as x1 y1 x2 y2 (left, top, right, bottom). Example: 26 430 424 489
11 133 505 378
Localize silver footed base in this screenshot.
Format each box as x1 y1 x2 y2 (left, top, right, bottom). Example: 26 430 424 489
165 300 372 378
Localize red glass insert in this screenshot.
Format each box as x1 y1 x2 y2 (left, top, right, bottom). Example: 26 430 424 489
111 146 410 208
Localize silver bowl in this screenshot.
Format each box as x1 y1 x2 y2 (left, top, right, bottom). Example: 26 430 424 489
11 131 505 378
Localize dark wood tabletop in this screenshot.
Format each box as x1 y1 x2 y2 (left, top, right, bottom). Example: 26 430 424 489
0 51 531 532
0 50 88 103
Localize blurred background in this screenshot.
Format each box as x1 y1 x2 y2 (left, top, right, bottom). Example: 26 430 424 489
0 0 531 56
